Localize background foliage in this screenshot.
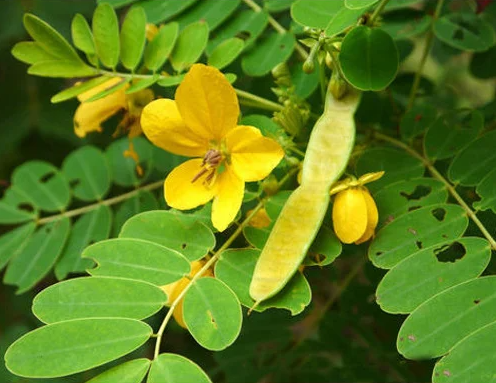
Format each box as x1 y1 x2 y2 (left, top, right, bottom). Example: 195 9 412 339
1 0 495 382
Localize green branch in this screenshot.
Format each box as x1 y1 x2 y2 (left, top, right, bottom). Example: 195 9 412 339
406 0 445 110
374 131 496 250
37 180 163 225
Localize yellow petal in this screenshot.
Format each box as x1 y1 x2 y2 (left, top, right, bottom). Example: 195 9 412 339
248 208 271 228
175 64 239 142
332 188 368 244
227 125 284 182
74 84 127 138
141 99 208 157
355 188 379 244
165 159 217 210
77 77 125 102
211 167 244 232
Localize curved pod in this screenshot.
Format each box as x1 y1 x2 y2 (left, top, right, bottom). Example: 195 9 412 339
250 87 361 304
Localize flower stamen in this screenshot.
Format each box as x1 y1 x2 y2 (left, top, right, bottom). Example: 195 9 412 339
191 149 223 184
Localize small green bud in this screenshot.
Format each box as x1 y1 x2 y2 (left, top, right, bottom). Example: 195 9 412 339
302 59 315 73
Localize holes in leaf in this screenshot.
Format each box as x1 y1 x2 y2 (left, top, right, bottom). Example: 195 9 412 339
400 185 431 201
408 205 421 212
375 251 383 257
39 172 56 183
434 241 466 263
235 31 251 41
181 243 187 249
407 227 418 235
17 203 34 213
474 299 481 304
431 207 446 221
415 241 423 249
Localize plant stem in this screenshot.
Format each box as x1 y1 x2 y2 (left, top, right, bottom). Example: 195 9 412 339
36 180 163 225
96 69 284 113
241 0 309 60
153 167 298 358
368 0 390 25
406 0 445 110
374 131 496 250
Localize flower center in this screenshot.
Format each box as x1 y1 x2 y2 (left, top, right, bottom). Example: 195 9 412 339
191 149 223 186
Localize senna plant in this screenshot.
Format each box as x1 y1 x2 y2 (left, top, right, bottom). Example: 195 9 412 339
1 0 496 382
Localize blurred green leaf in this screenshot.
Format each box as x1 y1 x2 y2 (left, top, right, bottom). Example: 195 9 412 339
120 6 147 71
140 0 198 24
377 237 491 313
156 74 184 87
470 46 496 78
62 146 111 201
424 109 483 161
381 10 431 40
291 62 319 99
398 276 496 359
3 218 70 293
448 130 496 186
400 103 437 141
148 353 211 383
12 161 70 212
170 21 209 72
51 76 109 103
0 223 36 271
119 210 215 262
474 167 496 213
242 32 295 76
144 22 178 72
183 277 242 350
97 0 139 8
215 248 312 315
86 359 151 383
324 3 370 36
434 13 495 52
33 276 167 323
291 0 345 29
369 204 468 269
23 13 80 61
176 0 241 31
4 318 152 378
208 37 244 69
93 2 120 68
54 205 112 280
112 190 158 236
340 26 398 91
85 237 190 286
72 14 96 55
264 0 295 12
11 41 57 65
345 0 378 9
356 147 425 192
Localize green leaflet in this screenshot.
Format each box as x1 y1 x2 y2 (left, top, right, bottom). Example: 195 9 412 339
345 0 378 9
148 353 211 383
400 103 438 141
54 205 112 280
4 318 152 378
11 41 57 64
32 276 167 323
51 76 110 103
3 218 70 294
241 32 295 77
291 0 346 29
175 0 241 31
11 161 71 212
27 60 96 78
183 277 242 350
208 37 244 70
62 146 111 202
373 178 448 226
369 204 469 269
0 186 38 224
71 13 95 55
398 276 496 359
215 248 312 315
339 26 399 91
0 223 36 271
120 6 147 71
84 238 190 286
140 0 198 24
170 21 209 72
85 359 151 383
119 210 216 262
376 237 491 313
93 2 120 68
144 22 179 72
432 321 496 383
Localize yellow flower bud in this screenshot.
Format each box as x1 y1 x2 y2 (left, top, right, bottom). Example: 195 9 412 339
332 186 378 244
161 260 213 328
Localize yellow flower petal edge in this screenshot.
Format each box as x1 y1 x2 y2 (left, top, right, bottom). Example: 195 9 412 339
227 125 285 182
211 168 244 232
175 63 239 141
332 188 368 244
141 98 207 157
355 188 378 244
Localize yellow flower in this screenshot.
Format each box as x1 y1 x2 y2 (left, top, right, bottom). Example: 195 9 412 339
140 64 284 231
331 171 383 244
247 207 271 228
73 77 154 139
160 260 213 328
